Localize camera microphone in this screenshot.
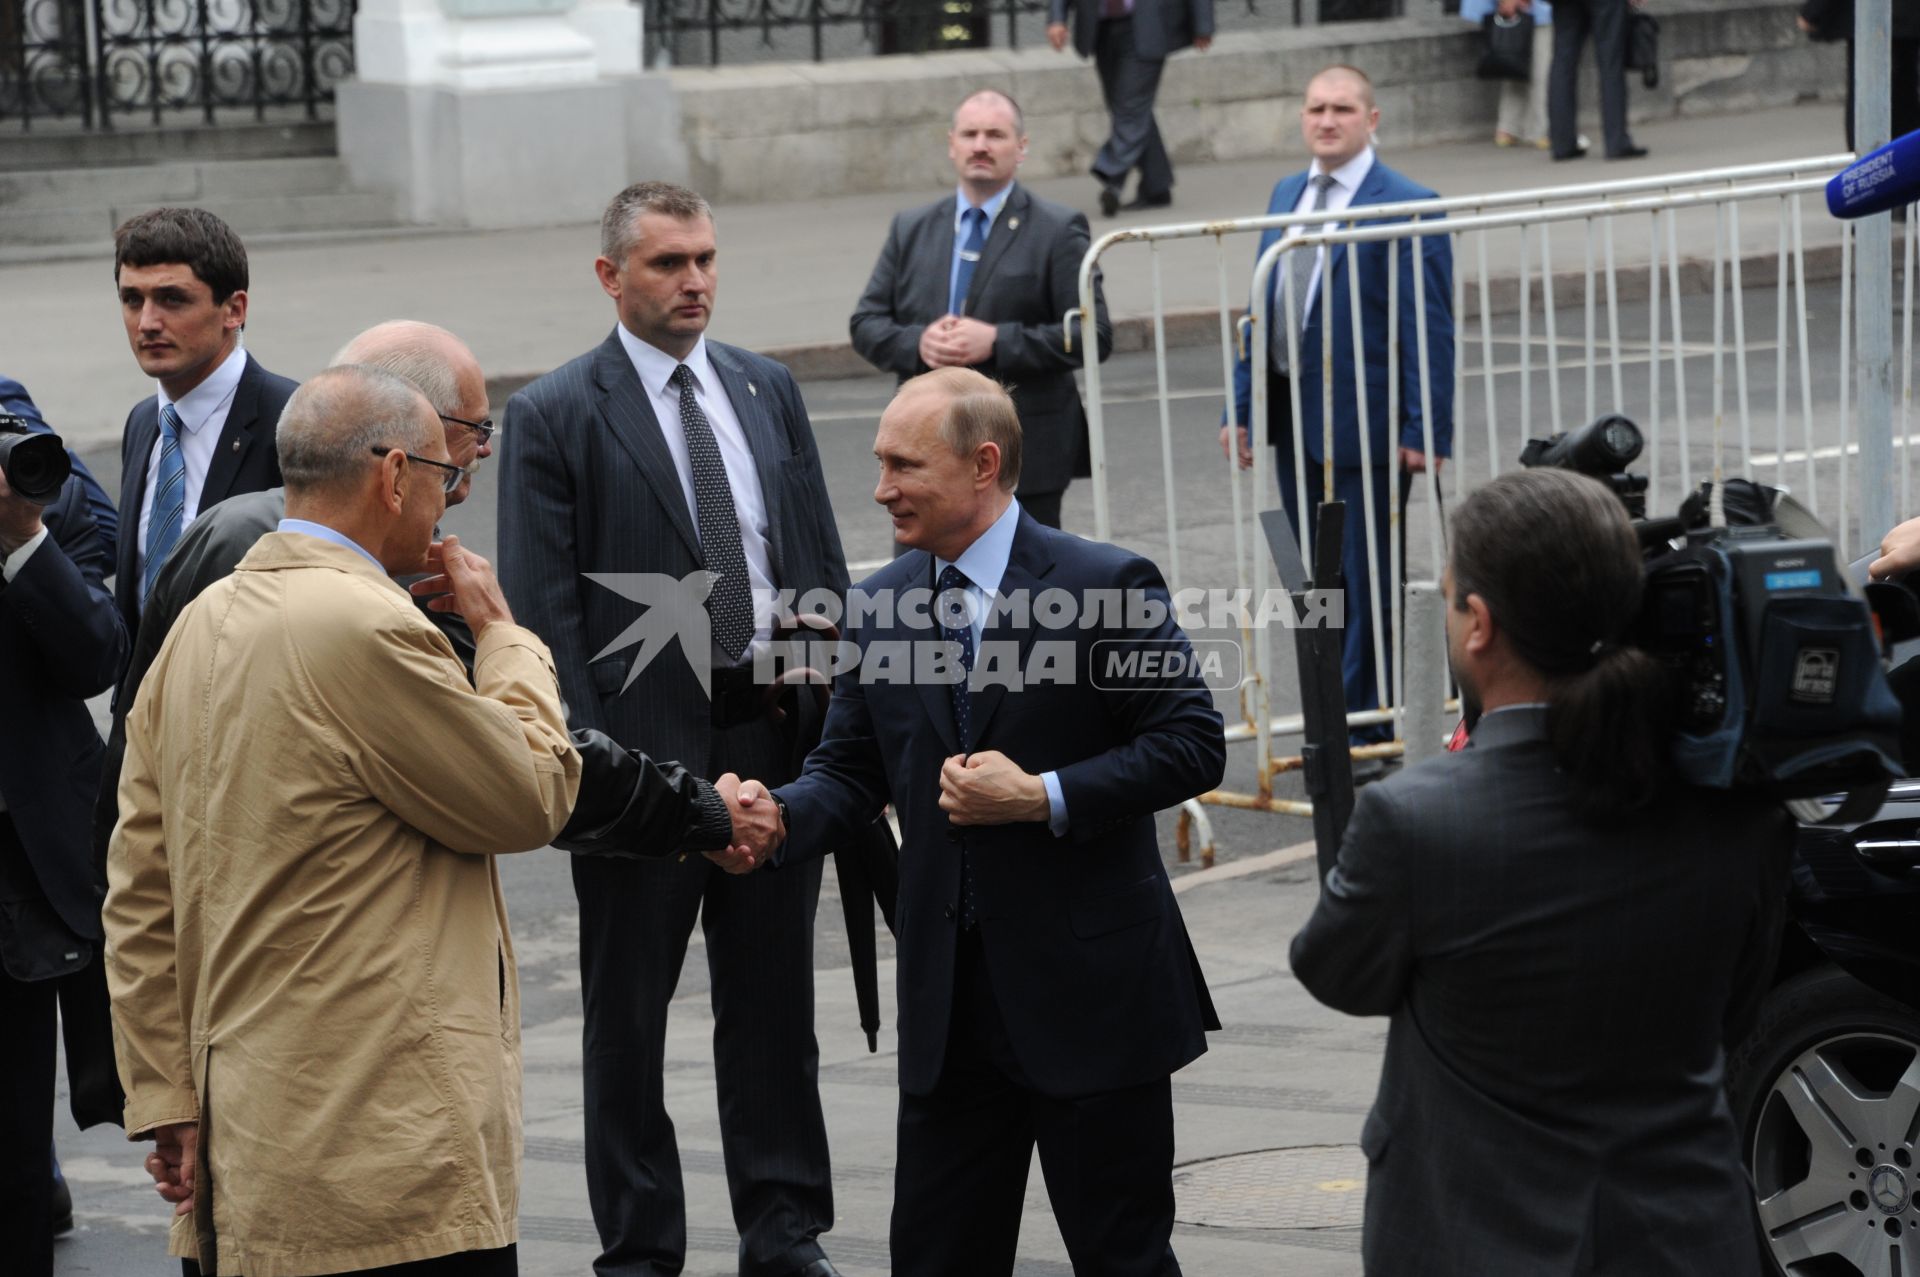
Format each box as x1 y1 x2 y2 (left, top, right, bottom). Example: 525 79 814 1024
1826 128 1920 220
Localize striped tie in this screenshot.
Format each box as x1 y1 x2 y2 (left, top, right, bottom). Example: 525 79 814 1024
141 403 187 605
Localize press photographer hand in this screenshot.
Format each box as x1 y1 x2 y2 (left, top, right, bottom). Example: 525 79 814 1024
0 465 45 556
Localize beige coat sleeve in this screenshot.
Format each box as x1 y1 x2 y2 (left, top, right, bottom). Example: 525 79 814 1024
103 668 200 1139
319 612 582 855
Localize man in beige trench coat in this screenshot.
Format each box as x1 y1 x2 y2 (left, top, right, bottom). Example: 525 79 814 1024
104 363 583 1277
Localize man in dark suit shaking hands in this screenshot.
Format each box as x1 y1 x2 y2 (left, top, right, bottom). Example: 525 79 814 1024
110 208 295 657
497 182 849 1277
1048 0 1213 215
851 89 1112 531
1292 468 1790 1276
722 369 1225 1276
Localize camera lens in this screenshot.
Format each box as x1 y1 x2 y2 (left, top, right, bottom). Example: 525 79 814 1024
0 431 73 506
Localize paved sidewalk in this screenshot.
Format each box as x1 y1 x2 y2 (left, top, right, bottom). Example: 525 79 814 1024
2 103 1849 452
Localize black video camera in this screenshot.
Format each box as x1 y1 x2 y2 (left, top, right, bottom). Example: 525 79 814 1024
1522 415 1903 802
0 413 73 507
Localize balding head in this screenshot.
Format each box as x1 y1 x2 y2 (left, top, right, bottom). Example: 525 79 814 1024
277 364 453 575
330 320 490 504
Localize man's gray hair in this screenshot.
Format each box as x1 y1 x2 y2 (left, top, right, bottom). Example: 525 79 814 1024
600 181 713 264
328 320 466 417
277 364 439 494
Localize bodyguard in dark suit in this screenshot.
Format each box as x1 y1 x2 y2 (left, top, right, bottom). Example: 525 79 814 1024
109 208 294 656
1292 469 1789 1276
497 183 849 1277
0 444 127 1277
721 369 1223 1276
1048 0 1213 214
850 89 1113 531
1225 65 1454 746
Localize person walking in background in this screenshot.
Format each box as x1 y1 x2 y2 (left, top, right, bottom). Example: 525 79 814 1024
1462 0 1558 149
1547 0 1648 160
1047 0 1214 215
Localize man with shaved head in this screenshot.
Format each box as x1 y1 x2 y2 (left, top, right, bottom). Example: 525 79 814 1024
1222 63 1455 778
105 363 582 1275
851 87 1112 531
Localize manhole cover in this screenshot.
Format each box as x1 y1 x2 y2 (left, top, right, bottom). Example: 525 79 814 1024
1173 1144 1367 1230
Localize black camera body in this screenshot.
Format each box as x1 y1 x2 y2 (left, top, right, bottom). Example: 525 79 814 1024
0 413 73 507
1523 415 1903 800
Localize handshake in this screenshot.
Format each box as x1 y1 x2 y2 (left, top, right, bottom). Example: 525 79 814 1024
701 750 1053 875
705 775 785 875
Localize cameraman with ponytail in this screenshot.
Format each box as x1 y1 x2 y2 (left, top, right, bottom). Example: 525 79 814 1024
1291 468 1791 1276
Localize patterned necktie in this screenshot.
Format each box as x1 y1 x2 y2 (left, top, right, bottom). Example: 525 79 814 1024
1274 173 1338 376
937 564 980 928
141 403 187 605
671 365 755 662
950 207 987 317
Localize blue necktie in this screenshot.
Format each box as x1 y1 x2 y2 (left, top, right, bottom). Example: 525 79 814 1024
937 564 980 928
142 404 187 605
950 207 987 317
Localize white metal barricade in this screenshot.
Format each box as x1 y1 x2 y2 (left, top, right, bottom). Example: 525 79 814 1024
1068 155 1917 851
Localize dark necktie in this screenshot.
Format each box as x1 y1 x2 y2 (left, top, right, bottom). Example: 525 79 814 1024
142 403 187 605
937 564 980 928
671 365 754 662
950 207 987 317
1274 173 1337 376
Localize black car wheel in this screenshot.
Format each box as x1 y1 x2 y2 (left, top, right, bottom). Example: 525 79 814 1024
1729 965 1920 1277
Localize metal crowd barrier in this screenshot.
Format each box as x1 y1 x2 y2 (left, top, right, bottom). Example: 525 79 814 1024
1066 154 1920 861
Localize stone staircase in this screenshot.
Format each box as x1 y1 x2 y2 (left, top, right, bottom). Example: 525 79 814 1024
0 122 409 254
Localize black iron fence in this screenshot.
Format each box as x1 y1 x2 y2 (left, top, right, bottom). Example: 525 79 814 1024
645 0 1048 67
645 0 1405 68
1 0 355 131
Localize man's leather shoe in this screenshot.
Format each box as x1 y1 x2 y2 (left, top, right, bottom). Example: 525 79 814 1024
1607 145 1649 160
1098 183 1121 218
1122 193 1173 212
788 1259 844 1277
1552 145 1588 161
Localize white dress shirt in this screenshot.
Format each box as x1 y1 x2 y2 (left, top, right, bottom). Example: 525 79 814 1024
935 498 1070 836
1287 144 1377 317
136 342 248 587
615 327 779 648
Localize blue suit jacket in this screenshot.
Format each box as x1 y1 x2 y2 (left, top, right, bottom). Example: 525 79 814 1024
0 473 126 955
775 512 1225 1099
1230 160 1456 469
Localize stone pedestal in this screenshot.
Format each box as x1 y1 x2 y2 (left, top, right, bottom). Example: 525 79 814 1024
338 0 688 228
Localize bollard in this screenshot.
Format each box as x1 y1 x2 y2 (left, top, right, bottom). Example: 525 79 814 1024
1402 581 1450 765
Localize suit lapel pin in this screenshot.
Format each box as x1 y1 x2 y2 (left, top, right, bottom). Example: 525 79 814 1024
1008 217 1020 230
748 381 758 397
231 440 241 452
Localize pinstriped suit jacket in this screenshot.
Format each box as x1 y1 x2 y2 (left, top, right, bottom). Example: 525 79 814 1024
497 330 850 781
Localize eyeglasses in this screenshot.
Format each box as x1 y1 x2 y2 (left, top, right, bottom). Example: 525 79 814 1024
438 412 496 445
370 446 465 495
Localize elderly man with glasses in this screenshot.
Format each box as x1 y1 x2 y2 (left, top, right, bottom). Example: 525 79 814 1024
104 361 583 1277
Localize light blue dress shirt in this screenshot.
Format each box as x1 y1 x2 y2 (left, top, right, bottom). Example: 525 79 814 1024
278 518 386 574
948 183 1014 319
934 498 1070 836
